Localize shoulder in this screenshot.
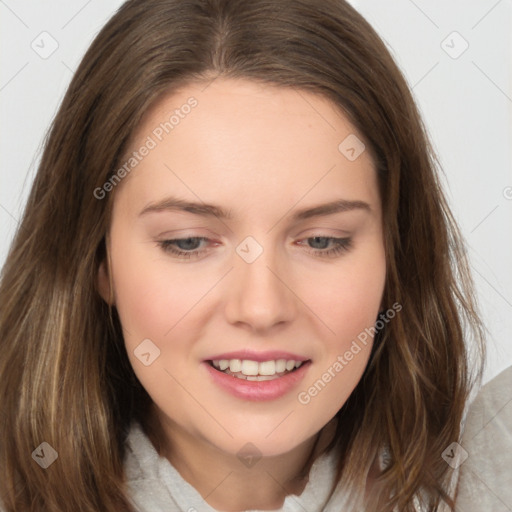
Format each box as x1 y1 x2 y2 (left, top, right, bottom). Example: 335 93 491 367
123 419 160 482
456 365 512 510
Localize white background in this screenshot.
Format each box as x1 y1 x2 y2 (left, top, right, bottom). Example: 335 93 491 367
1 1 511 384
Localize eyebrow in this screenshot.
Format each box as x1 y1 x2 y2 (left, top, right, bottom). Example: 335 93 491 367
139 196 371 221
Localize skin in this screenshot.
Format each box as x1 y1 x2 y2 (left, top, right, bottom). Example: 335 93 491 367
98 78 386 510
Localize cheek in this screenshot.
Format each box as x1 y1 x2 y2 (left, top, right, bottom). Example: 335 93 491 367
311 253 386 346
295 244 385 412
297 267 384 417
108 238 207 414
109 234 206 345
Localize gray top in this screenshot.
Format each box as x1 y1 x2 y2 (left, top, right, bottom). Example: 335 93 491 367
455 365 512 511
3 367 510 511
123 418 432 512
123 363 512 512
123 419 351 512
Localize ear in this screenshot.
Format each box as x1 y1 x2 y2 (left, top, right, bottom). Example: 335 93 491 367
97 258 114 305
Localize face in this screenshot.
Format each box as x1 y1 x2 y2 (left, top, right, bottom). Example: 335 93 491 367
99 78 386 458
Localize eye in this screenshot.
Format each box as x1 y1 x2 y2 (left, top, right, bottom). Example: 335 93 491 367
157 237 211 259
157 235 353 260
297 236 352 258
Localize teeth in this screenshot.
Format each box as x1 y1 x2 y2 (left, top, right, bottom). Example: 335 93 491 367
246 375 276 381
285 360 296 371
229 359 242 372
258 360 275 375
211 358 305 377
241 360 259 376
275 359 286 373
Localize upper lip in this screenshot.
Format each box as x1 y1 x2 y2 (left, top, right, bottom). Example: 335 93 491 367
204 350 310 363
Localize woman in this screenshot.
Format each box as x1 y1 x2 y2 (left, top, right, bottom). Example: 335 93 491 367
0 0 485 510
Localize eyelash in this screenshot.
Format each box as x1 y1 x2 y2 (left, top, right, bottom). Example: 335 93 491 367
157 236 352 259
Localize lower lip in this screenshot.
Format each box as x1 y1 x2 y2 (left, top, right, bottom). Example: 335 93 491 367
202 361 311 401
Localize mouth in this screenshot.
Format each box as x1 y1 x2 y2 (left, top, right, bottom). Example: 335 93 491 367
207 358 311 381
203 357 312 401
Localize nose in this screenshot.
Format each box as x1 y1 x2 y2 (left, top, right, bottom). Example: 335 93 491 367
224 243 297 333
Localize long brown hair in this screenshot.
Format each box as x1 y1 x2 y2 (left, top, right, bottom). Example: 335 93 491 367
0 0 485 510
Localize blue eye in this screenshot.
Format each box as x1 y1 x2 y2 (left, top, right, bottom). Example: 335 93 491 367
157 236 352 259
299 236 353 258
158 237 210 259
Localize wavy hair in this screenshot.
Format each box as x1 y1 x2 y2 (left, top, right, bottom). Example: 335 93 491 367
0 0 485 510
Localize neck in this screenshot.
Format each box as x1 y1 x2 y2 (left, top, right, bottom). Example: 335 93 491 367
144 406 337 511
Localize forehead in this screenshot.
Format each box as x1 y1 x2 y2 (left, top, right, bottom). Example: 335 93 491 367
114 78 379 218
